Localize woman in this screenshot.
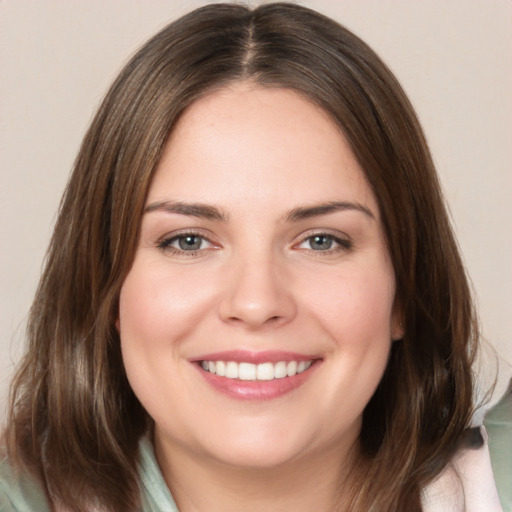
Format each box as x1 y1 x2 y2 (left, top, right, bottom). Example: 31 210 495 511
0 3 502 511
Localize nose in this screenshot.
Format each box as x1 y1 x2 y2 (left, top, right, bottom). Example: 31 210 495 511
218 254 297 330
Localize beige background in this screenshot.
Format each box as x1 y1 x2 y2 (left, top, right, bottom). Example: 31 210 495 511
1 0 511 421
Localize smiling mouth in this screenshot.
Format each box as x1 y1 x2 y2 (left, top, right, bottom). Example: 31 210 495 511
200 359 314 381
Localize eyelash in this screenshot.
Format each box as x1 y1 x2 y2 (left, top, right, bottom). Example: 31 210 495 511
156 231 215 256
294 232 353 256
156 230 352 257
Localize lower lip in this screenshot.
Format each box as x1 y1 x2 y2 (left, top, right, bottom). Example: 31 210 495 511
196 362 319 401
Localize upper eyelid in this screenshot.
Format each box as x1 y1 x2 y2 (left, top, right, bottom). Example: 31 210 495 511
156 230 219 250
293 228 351 244
157 228 215 242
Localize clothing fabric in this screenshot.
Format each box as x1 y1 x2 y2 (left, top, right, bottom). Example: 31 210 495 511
0 429 503 511
421 427 503 512
0 455 51 512
485 381 512 512
0 437 179 512
138 436 179 511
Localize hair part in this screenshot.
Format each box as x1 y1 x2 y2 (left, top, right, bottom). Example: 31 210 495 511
6 3 478 511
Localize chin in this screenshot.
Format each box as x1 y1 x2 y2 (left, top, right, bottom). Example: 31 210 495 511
190 419 340 471
205 440 306 470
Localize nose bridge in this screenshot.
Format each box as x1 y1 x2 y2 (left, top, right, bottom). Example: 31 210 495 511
219 246 296 329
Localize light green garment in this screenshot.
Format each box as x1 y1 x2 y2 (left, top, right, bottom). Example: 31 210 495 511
0 455 51 512
485 381 512 512
1 431 504 511
138 436 179 511
0 437 179 511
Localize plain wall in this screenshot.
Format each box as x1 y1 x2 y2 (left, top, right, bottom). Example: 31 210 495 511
1 0 511 420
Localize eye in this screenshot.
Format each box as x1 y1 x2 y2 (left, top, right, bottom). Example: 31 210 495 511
157 232 216 255
306 234 335 251
296 232 352 254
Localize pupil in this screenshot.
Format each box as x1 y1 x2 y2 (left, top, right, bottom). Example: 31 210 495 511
179 235 201 250
311 235 332 250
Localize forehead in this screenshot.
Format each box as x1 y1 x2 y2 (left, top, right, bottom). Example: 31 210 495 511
148 82 378 215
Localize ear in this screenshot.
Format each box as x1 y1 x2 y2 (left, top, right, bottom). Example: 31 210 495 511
391 320 404 341
391 301 404 341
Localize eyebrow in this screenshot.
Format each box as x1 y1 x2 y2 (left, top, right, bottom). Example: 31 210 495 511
284 201 375 222
145 201 228 221
144 199 375 223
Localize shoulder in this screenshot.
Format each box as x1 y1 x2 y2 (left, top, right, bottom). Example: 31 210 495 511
0 452 52 512
421 426 503 512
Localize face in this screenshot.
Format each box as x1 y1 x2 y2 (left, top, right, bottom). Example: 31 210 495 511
118 83 400 471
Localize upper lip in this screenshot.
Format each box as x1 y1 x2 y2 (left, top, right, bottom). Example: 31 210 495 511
191 350 319 364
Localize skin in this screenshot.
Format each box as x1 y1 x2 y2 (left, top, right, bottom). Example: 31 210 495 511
118 82 402 511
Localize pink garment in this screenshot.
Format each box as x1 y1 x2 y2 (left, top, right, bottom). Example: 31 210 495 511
422 427 503 511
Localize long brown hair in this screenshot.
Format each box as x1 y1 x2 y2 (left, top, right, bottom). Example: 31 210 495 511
6 3 477 511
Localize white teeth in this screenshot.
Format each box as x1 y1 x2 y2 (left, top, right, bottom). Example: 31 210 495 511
239 362 256 381
200 359 314 381
216 360 226 377
286 360 297 376
274 361 287 379
257 362 274 380
225 361 238 379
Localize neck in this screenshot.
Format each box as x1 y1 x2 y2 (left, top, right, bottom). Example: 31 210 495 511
154 433 362 512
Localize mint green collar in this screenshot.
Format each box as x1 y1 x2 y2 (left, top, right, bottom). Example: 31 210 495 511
138 436 180 511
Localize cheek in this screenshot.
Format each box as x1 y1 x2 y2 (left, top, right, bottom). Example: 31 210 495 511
117 259 219 422
304 261 396 345
301 264 395 425
118 259 217 348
